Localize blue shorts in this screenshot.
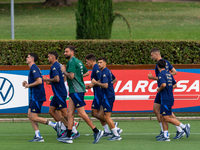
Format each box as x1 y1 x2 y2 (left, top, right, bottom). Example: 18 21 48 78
91 96 102 110
154 92 161 104
50 95 67 110
29 99 44 113
160 104 172 116
102 97 115 112
69 93 86 108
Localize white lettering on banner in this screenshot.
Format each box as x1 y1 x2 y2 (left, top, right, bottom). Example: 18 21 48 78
174 80 189 92
148 80 157 92
134 80 148 92
119 80 132 92
84 81 93 92
186 80 199 92
114 80 122 92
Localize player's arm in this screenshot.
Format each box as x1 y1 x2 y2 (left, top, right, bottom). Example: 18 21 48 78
44 75 59 83
112 78 117 84
157 83 166 92
23 77 42 88
83 71 89 77
170 67 177 76
148 71 158 80
173 83 177 89
92 78 108 89
61 65 74 80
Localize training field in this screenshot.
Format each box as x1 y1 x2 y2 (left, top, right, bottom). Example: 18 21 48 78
0 120 199 150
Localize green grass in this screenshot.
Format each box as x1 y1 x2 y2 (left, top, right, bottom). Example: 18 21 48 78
0 2 200 40
0 120 199 150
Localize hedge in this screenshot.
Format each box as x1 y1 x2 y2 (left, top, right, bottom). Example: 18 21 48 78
0 40 200 65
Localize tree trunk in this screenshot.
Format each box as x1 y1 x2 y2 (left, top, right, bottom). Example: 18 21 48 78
44 0 71 6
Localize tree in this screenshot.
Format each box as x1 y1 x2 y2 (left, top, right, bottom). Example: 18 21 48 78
75 0 130 39
44 0 71 6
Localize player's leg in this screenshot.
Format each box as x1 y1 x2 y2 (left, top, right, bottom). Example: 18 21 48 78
170 112 185 139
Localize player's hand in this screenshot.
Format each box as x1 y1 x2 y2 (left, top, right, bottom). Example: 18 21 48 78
61 65 66 73
148 71 153 79
157 87 160 92
43 76 48 82
22 81 27 87
85 85 90 89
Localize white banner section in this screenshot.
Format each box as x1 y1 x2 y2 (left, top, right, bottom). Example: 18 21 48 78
0 73 28 109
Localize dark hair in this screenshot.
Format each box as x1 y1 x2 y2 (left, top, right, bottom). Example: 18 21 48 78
48 51 58 59
29 53 38 62
85 53 96 61
157 59 166 69
151 48 160 53
65 45 75 53
98 57 107 63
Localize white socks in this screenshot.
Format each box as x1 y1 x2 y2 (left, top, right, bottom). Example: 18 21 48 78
111 127 119 136
179 123 186 129
103 124 111 133
159 123 163 132
35 130 41 137
48 121 56 128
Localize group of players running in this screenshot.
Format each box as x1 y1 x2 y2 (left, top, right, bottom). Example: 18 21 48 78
22 46 190 143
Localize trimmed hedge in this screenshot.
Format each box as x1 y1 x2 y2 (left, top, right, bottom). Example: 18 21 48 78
0 40 200 65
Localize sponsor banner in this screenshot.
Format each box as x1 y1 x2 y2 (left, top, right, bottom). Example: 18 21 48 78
1 69 200 113
0 73 28 112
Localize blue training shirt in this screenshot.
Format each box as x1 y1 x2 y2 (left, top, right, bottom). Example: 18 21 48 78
100 67 115 99
28 64 46 102
155 59 173 77
50 61 67 97
91 64 102 101
158 70 176 106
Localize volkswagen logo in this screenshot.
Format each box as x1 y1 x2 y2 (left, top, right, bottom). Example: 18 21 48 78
0 77 14 105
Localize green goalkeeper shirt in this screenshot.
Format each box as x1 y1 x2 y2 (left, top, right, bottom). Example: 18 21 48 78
66 56 88 93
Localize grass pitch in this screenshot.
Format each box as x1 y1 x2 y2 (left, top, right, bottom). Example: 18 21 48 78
0 120 199 150
0 2 200 40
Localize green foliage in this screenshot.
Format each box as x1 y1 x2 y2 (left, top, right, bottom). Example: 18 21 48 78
1 40 200 65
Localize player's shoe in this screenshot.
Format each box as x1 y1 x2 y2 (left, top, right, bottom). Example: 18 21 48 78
74 121 79 129
71 132 80 139
93 130 103 144
117 128 123 135
107 135 122 141
57 136 73 144
183 124 190 138
29 135 44 142
173 131 185 139
156 136 170 141
114 122 119 127
156 131 164 139
102 131 112 137
56 121 62 138
57 129 68 138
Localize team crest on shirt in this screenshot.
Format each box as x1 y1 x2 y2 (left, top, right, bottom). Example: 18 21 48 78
53 67 56 70
33 70 36 73
96 70 99 73
103 74 106 77
159 76 161 79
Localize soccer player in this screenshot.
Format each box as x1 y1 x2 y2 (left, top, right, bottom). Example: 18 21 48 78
85 53 118 136
22 53 58 142
57 45 103 144
148 48 185 139
156 59 190 141
43 51 79 139
92 57 122 141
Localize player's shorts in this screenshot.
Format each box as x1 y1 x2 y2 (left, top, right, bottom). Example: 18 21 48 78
91 96 102 110
29 99 44 113
154 92 161 104
69 93 86 108
102 97 115 112
160 104 172 116
50 95 67 110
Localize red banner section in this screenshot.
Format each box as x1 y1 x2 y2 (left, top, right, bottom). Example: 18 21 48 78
43 70 200 112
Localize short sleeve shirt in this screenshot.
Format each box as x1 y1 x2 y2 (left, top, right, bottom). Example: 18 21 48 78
100 67 115 99
66 56 88 93
28 64 46 101
158 70 176 106
50 61 67 97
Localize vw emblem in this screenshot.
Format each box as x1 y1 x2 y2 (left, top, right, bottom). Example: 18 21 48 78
0 77 14 105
